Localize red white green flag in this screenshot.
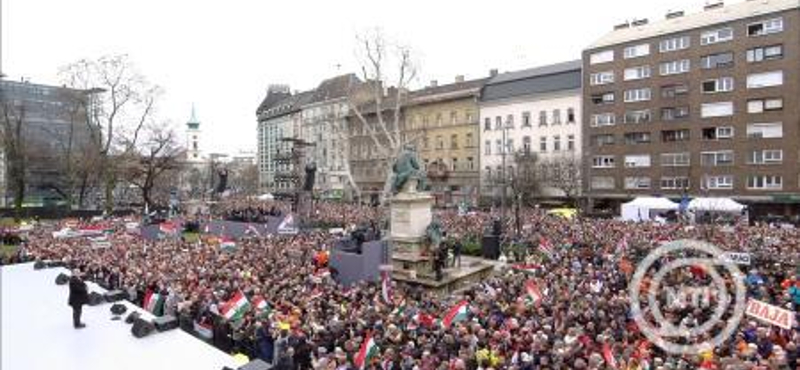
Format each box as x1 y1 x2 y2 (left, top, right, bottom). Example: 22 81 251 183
220 291 250 321
442 300 469 328
354 333 379 369
538 237 555 259
525 280 543 306
143 289 164 314
603 343 618 369
251 295 272 317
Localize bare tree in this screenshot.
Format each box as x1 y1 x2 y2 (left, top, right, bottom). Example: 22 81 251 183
510 151 544 207
122 125 182 210
342 30 421 204
541 153 582 206
59 54 161 213
0 98 27 219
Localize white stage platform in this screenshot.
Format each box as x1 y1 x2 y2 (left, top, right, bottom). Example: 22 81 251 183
1 263 238 370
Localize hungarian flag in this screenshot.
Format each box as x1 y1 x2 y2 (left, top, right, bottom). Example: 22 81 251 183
524 280 543 306
538 237 555 259
413 312 437 328
381 271 393 305
442 300 469 328
220 291 250 321
511 264 540 274
354 333 379 369
143 289 165 316
391 299 407 316
220 236 236 249
251 295 272 318
603 343 618 369
159 222 178 234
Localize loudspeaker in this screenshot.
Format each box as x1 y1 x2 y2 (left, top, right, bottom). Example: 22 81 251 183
55 273 70 285
110 303 127 316
153 315 179 332
131 317 156 338
481 234 500 260
88 292 105 306
125 311 141 324
34 261 46 270
238 359 271 370
104 290 127 302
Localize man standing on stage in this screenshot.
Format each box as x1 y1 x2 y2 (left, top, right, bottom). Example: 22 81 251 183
68 268 89 329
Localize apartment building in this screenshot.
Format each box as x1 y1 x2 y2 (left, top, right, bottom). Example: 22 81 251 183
583 0 800 214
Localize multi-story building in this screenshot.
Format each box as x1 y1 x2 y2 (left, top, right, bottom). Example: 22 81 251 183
583 0 800 215
0 79 98 207
256 85 292 192
300 74 359 197
406 76 487 206
480 61 583 201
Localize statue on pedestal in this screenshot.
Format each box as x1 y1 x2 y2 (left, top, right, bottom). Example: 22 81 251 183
391 145 427 194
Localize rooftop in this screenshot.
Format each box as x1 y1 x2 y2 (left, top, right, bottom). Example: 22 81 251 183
480 61 582 103
588 0 800 49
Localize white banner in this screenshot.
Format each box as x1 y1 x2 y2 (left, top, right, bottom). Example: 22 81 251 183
719 252 751 266
745 299 794 329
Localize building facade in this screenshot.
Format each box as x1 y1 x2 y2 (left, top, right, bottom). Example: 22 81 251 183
480 61 583 201
583 0 800 214
256 85 292 192
406 76 486 206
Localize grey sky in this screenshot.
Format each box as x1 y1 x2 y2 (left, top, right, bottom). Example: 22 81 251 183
3 0 704 154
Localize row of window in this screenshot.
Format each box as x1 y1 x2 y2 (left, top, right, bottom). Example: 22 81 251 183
592 98 784 127
592 125 738 146
591 149 784 169
421 133 475 150
422 157 476 172
589 17 784 64
484 135 577 155
409 110 477 130
591 174 785 191
483 109 576 130
592 71 783 101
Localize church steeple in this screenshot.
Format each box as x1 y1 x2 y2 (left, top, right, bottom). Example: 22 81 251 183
186 104 202 162
187 104 200 129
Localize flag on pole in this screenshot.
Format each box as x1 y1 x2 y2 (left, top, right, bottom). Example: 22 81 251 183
159 222 178 234
220 291 250 321
143 289 165 316
391 299 407 316
412 312 437 328
220 236 236 249
251 295 272 318
524 280 543 306
511 264 540 274
354 333 379 369
538 237 555 259
603 343 618 369
442 300 469 328
381 271 393 305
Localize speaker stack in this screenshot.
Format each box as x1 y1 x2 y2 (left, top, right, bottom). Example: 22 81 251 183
131 317 157 339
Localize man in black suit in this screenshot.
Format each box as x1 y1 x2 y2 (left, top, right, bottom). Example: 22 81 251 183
68 268 89 329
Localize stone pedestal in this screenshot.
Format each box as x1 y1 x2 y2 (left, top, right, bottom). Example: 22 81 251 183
390 191 433 254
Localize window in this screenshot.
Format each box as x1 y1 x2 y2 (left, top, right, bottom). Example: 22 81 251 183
553 135 561 151
624 43 650 59
624 65 651 81
539 111 548 126
450 111 458 124
505 114 514 128
749 149 783 165
625 177 652 189
701 102 734 118
591 134 615 147
506 139 514 153
451 158 458 171
591 177 615 190
484 140 491 155
661 106 689 121
495 116 502 129
702 77 734 93
466 112 474 123
624 88 651 103
466 157 474 171
552 109 561 125
590 50 614 64
662 129 690 142
746 122 783 138
567 135 575 151
624 110 651 124
748 17 783 37
466 133 473 147
747 175 782 190
747 98 783 113
702 126 734 140
624 154 651 168
522 112 531 127
435 114 443 126
624 132 651 145
592 155 615 168
436 135 444 149
567 108 575 123
700 151 734 166
705 175 733 190
747 45 783 62
590 71 615 86
590 113 615 127
522 136 531 153
661 152 691 167
539 137 547 152
659 59 690 75
701 52 734 69
484 117 491 131
450 134 458 149
591 92 615 105
661 84 689 98
495 139 503 155
661 177 690 190
700 27 733 45
659 36 690 52
747 71 783 89
423 137 430 150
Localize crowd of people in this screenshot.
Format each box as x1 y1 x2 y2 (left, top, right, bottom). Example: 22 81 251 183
8 200 800 369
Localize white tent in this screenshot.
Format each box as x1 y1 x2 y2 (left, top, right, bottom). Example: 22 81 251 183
687 197 745 213
257 193 275 201
621 197 679 222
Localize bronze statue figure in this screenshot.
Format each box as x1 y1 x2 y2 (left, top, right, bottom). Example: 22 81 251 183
391 145 427 194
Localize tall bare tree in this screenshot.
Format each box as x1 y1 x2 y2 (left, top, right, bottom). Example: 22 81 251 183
59 54 161 213
0 98 27 219
541 153 582 206
123 125 182 210
510 151 543 207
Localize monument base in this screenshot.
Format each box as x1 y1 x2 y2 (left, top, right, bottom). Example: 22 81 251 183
391 255 495 296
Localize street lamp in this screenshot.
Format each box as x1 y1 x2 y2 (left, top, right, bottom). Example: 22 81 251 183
500 122 511 236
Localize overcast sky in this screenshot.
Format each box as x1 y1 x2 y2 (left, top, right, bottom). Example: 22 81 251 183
2 0 706 154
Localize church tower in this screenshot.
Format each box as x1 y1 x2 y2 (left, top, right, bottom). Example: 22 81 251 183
186 105 202 162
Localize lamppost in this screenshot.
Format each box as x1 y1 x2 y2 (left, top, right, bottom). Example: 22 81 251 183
500 122 511 235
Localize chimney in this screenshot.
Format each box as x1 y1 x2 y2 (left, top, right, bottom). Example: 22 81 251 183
666 10 685 19
704 1 724 11
632 18 649 26
614 21 630 30
489 69 498 77
455 75 465 83
429 80 438 88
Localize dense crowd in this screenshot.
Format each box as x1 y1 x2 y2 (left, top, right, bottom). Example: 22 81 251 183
10 201 800 369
